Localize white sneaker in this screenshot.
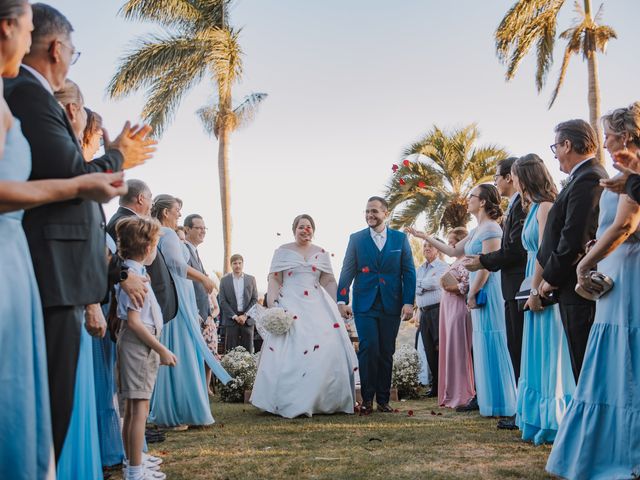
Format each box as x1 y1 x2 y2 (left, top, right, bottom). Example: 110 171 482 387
124 459 161 473
143 453 163 466
144 468 166 480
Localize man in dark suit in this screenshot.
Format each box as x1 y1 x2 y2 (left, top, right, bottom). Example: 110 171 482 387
107 179 178 323
538 119 607 382
183 214 211 321
3 4 155 460
219 254 258 353
464 157 527 427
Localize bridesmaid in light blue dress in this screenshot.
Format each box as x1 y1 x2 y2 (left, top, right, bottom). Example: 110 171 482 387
408 184 516 417
149 195 231 426
547 112 640 479
0 118 54 480
511 155 576 445
464 223 517 417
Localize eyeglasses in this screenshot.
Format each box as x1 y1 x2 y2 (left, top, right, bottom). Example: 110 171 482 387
57 40 81 65
550 142 564 155
468 193 480 199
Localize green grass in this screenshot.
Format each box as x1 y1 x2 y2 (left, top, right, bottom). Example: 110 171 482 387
109 395 554 480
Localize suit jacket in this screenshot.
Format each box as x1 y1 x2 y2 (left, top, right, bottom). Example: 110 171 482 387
219 273 258 326
479 193 527 300
337 227 417 314
537 158 608 303
5 67 123 307
185 242 211 321
107 206 178 322
626 174 640 204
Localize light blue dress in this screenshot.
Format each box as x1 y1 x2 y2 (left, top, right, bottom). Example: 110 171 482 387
92 234 125 467
464 223 517 417
547 189 640 479
516 203 576 445
57 327 103 479
0 119 54 479
92 316 125 467
149 228 231 426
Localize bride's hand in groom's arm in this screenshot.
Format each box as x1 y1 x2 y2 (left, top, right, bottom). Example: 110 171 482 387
338 304 353 319
401 304 414 321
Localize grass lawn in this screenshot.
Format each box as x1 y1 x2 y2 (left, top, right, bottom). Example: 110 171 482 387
109 395 554 480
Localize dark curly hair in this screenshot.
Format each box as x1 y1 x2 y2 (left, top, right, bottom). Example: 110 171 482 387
476 184 503 221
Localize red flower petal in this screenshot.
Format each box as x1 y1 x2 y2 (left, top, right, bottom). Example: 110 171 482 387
274 272 278 277
353 367 358 372
293 315 298 320
304 350 308 355
379 278 386 284
312 266 317 272
333 323 340 328
106 169 113 174
340 288 347 296
288 271 293 276
321 249 325 253
304 291 309 296
313 344 319 351
399 178 406 185
361 266 370 273
393 408 400 413
269 347 274 351
408 410 414 417
403 159 410 167
418 181 426 188
392 164 399 172
331 253 335 257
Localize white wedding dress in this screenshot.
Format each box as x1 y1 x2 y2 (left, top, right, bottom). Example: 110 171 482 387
250 248 358 417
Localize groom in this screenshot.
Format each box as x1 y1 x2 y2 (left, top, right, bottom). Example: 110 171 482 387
338 196 416 414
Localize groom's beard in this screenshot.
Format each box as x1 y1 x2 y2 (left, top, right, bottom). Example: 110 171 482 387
367 218 385 229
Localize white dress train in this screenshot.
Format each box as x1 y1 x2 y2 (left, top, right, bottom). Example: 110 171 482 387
250 248 358 417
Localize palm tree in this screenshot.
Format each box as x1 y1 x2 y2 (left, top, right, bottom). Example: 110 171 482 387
495 0 617 163
385 124 508 232
107 0 267 273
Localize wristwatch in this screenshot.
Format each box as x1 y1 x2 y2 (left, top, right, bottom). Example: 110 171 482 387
530 288 539 297
119 269 129 282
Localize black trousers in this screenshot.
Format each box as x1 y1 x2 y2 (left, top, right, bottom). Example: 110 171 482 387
419 304 441 390
225 323 255 354
504 299 525 381
43 305 83 461
559 300 595 382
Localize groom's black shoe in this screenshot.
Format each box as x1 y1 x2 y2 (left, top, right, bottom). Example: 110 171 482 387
377 403 394 413
497 416 518 430
455 397 479 412
423 388 438 398
360 401 374 416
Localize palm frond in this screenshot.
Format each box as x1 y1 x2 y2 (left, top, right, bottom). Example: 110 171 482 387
233 92 268 129
107 33 209 99
548 23 583 107
197 103 221 138
118 0 205 30
139 60 207 136
207 27 243 100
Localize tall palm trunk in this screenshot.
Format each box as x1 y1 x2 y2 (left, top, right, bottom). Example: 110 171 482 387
217 114 232 273
583 0 604 164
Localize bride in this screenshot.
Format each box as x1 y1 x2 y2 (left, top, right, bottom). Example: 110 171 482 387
250 214 358 417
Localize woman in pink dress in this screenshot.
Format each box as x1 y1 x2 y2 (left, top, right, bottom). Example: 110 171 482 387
438 227 476 408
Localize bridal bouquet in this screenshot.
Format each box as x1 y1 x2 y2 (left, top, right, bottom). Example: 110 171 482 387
249 304 296 336
392 344 422 399
262 307 296 335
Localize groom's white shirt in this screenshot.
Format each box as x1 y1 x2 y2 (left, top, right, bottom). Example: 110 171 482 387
370 227 387 251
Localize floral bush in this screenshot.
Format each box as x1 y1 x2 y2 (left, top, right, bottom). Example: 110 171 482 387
392 344 422 399
219 347 258 403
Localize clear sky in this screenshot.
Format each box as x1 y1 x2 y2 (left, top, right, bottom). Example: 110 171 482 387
47 0 640 291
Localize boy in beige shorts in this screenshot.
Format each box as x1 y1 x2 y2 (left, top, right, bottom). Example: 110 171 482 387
115 217 177 480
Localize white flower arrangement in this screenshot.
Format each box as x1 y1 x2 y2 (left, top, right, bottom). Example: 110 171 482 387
219 347 258 403
261 307 296 336
392 344 422 399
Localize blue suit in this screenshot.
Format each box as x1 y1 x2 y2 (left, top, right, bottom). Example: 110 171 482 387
338 227 416 404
